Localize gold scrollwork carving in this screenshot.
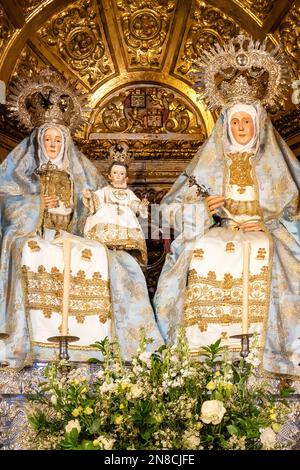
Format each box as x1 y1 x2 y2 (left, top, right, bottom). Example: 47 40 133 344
90 86 204 136
77 138 201 162
0 5 14 53
11 46 44 82
175 0 242 78
276 2 300 75
116 0 176 67
19 0 43 16
234 0 274 22
37 0 114 87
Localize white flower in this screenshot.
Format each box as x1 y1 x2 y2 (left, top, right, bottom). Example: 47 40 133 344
65 419 81 434
97 436 115 450
127 384 144 400
50 395 57 405
100 382 117 393
200 400 226 425
260 427 276 449
139 351 152 367
182 430 200 449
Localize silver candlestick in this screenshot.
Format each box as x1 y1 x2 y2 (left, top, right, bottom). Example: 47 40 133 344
230 333 253 358
47 335 79 361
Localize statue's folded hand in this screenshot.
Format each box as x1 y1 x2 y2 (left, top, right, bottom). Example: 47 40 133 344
205 195 225 215
240 221 265 232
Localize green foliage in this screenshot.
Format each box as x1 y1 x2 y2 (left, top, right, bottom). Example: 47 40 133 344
26 332 289 450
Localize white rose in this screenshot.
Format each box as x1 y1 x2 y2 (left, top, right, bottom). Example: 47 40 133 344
200 400 226 425
65 419 81 434
260 427 276 449
128 383 144 400
101 436 115 450
50 395 57 405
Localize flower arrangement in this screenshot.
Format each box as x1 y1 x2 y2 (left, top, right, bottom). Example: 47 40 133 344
26 332 290 450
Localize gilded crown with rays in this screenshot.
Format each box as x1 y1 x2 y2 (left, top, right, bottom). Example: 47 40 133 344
191 34 290 110
6 67 89 131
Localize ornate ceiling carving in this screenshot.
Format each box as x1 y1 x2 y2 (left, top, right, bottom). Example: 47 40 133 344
0 4 14 53
89 85 205 137
37 0 115 88
0 0 299 167
115 0 176 68
234 0 275 22
275 1 300 75
175 0 242 79
19 0 44 17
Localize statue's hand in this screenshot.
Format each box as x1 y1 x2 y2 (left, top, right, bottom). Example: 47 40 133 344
44 195 59 209
205 195 225 215
83 189 92 199
240 221 265 232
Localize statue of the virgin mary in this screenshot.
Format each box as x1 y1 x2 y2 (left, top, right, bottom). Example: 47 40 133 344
154 36 300 378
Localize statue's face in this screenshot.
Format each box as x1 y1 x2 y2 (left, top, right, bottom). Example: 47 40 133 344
230 112 254 145
43 127 63 159
108 164 128 188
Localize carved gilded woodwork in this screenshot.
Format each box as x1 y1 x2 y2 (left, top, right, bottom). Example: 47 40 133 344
89 85 205 137
116 0 176 68
275 1 300 75
19 0 47 17
76 138 201 164
0 4 14 54
233 0 275 22
37 0 115 88
11 45 46 81
0 0 299 165
273 108 300 140
175 0 242 80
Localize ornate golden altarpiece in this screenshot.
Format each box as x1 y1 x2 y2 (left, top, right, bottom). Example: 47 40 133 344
0 0 300 449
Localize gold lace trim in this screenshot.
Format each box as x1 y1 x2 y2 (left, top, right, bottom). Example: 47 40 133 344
22 265 111 324
86 224 147 265
224 198 262 217
184 266 270 331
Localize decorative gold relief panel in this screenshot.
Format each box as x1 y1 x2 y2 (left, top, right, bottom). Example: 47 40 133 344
174 0 243 81
10 45 47 81
37 0 115 88
275 2 300 75
19 0 49 17
115 0 176 68
0 5 14 54
76 137 201 162
232 0 275 23
273 108 300 140
89 85 205 138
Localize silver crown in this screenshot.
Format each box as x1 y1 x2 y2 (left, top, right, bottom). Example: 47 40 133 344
6 67 89 131
191 35 290 110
